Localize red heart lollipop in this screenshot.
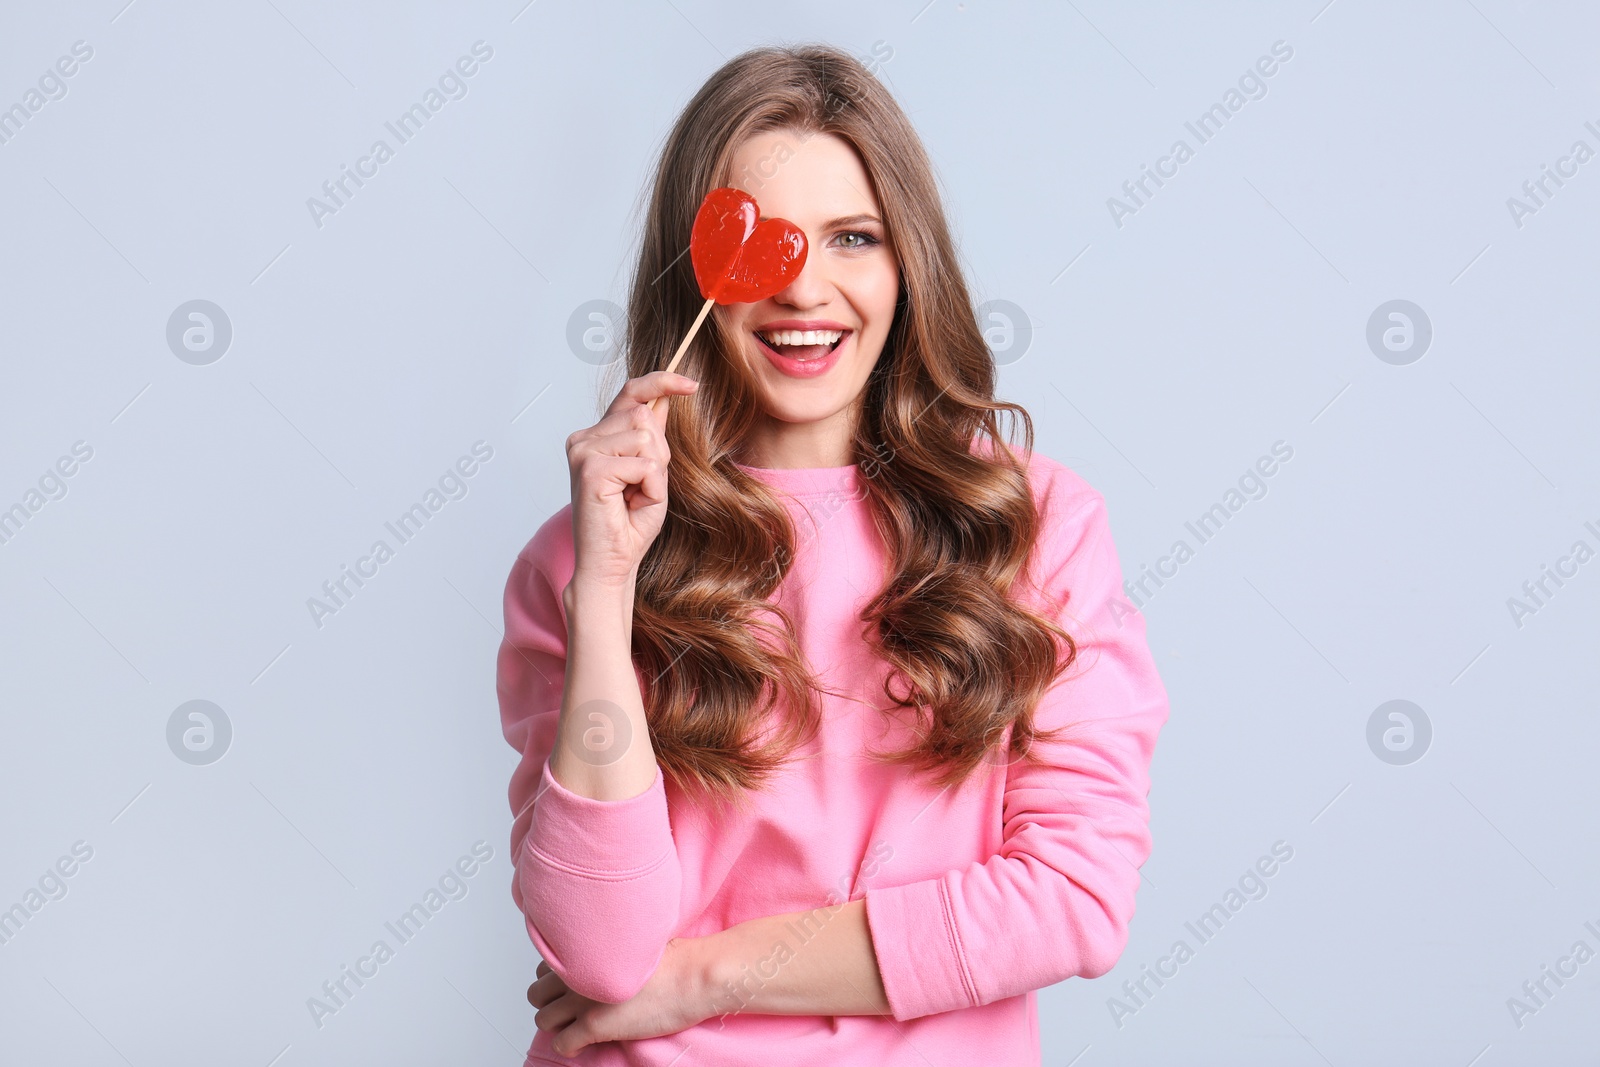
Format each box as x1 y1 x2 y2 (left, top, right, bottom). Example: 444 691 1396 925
690 187 807 304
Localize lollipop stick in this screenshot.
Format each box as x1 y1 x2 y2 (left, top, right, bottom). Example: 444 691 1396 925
650 295 715 413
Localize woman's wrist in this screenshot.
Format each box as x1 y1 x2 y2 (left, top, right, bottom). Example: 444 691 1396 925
563 573 636 630
665 935 729 1027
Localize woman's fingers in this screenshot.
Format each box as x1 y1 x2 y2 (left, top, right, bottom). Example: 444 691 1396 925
573 453 667 508
604 371 699 419
578 426 670 467
566 372 688 500
527 965 591 1048
534 992 582 1033
528 980 564 1012
527 963 564 1009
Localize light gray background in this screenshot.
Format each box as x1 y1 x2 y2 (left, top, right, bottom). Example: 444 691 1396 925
2 1 1597 1064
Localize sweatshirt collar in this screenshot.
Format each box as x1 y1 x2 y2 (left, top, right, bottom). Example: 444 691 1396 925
733 461 865 499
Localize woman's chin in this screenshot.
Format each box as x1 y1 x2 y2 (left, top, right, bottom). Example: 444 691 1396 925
751 391 851 427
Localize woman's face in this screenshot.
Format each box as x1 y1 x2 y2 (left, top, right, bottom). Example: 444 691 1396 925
715 129 901 455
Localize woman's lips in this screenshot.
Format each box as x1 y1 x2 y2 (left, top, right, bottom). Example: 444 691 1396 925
755 330 850 379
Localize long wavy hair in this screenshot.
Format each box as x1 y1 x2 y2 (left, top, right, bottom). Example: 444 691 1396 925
600 43 1083 815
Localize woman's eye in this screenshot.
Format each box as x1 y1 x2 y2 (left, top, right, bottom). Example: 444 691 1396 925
835 231 880 250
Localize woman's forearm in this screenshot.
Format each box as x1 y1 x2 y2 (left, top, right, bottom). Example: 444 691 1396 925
687 898 892 1019
550 576 658 800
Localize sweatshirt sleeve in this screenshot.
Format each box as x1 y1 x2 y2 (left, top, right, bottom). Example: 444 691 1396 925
863 470 1169 1022
497 510 683 1004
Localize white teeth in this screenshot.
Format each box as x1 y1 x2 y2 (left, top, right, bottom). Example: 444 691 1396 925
758 329 844 348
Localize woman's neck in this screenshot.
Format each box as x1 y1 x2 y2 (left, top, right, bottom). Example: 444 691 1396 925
737 410 859 469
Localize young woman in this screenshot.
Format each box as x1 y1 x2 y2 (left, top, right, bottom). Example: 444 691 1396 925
497 43 1169 1066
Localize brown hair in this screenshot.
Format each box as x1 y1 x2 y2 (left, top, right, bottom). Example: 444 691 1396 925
602 43 1080 815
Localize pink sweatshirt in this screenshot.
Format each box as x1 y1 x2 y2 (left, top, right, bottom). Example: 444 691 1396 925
497 448 1169 1066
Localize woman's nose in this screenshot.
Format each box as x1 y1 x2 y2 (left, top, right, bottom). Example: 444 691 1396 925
772 238 830 307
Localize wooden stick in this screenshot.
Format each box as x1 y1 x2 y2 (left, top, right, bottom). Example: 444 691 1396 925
649 295 715 414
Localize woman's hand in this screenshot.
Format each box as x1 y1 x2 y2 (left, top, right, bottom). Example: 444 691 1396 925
565 370 700 591
528 938 714 1057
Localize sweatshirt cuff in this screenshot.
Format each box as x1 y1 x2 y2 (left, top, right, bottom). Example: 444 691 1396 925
864 877 978 1021
525 757 673 875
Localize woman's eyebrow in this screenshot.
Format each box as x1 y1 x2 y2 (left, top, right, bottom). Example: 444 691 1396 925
822 213 883 228
758 213 884 228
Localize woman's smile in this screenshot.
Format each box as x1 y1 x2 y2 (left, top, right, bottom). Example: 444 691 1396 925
753 318 853 378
